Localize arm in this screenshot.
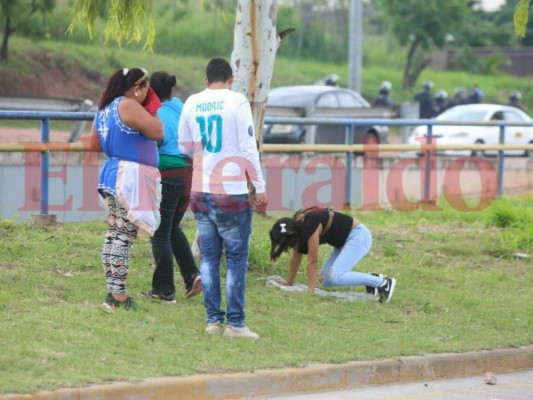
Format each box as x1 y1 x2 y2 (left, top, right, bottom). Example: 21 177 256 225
177 103 195 158
236 101 266 194
275 250 302 286
89 124 102 152
287 250 302 285
306 225 322 294
118 98 163 141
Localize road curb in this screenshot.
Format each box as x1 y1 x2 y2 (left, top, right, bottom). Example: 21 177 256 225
3 346 532 400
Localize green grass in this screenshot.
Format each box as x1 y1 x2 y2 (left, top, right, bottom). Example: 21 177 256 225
1 196 532 394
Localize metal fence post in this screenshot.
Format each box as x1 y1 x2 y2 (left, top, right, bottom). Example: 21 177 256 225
345 124 355 208
423 123 433 201
497 125 505 197
41 118 50 215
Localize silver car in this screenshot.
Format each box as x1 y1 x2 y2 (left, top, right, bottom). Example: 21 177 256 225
263 85 390 146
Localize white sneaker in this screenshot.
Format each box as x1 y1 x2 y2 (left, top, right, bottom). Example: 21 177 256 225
223 325 260 340
205 322 223 335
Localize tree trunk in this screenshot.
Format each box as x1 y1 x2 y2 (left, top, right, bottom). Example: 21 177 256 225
231 0 280 150
403 36 420 89
1 17 15 62
410 57 433 88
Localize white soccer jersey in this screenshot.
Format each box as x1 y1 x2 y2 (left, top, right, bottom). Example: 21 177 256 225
178 88 266 195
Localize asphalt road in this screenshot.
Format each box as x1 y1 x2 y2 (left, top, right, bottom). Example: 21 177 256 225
263 369 533 400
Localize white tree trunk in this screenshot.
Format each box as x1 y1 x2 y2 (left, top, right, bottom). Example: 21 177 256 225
231 0 280 150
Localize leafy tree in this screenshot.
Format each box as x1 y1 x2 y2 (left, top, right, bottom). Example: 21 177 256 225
378 0 468 89
0 0 55 61
68 0 290 146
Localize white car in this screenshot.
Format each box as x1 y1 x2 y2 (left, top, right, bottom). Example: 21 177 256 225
408 104 533 157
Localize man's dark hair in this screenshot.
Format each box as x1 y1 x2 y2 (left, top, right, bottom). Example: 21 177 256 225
206 58 233 84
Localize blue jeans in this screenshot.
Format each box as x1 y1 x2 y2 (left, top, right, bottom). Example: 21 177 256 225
190 192 252 327
321 224 382 288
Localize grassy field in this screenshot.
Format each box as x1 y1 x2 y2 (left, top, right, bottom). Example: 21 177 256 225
0 196 532 394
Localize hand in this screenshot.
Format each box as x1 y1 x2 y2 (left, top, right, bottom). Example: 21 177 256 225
274 277 291 286
253 192 268 212
142 87 162 116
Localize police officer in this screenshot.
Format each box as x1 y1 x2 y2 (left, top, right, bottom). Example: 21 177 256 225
372 81 395 107
508 91 524 111
433 89 448 116
414 80 434 119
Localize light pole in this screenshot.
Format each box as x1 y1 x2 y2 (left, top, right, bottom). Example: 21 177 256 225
348 0 362 93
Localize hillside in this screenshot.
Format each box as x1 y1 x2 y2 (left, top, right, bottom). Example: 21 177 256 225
1 37 533 111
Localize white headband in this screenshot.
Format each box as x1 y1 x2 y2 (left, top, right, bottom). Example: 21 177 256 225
122 68 148 77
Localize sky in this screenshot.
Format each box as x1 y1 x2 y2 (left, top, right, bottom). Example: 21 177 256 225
481 0 506 12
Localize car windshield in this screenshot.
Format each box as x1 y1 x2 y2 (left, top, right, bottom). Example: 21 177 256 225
437 108 488 122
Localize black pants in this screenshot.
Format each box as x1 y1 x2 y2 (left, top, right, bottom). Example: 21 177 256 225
150 167 198 295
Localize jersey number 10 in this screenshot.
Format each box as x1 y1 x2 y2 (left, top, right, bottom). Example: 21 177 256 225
196 115 222 153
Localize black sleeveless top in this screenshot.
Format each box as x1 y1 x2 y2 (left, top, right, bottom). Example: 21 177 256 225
297 210 354 254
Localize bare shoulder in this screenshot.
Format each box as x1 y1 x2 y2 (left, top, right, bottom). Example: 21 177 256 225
118 97 140 111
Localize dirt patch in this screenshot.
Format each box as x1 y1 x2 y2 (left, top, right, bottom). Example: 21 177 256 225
0 127 73 143
0 49 103 101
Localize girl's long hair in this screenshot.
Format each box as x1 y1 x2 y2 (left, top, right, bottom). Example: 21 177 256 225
269 217 301 261
270 207 328 260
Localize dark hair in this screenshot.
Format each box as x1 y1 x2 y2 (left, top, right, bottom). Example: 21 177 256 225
98 68 148 110
150 71 177 101
206 58 233 84
269 217 301 261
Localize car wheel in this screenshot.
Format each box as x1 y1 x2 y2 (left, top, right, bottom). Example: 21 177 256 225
525 141 533 157
472 139 485 157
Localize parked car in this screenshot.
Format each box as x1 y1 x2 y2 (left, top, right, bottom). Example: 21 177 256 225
408 104 533 157
263 85 390 146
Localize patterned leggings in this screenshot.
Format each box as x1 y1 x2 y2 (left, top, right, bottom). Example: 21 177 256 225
102 194 138 294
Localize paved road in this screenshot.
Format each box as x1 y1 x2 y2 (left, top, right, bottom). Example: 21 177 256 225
264 369 533 400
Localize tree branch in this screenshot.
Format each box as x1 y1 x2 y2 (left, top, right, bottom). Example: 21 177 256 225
403 36 420 89
278 28 295 40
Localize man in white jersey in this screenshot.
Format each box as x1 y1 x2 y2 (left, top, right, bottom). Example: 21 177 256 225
178 58 268 339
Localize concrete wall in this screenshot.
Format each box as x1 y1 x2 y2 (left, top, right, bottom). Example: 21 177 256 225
0 153 531 222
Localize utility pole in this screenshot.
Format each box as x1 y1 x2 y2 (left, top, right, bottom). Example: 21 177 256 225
348 0 362 93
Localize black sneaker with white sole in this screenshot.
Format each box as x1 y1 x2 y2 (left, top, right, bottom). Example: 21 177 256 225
378 277 396 303
138 290 176 304
365 272 383 296
102 293 138 312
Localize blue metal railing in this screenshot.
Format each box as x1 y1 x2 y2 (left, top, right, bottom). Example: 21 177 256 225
0 111 94 216
263 116 533 206
1 110 533 215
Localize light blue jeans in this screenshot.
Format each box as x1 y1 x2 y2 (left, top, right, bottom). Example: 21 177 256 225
190 192 252 328
321 224 382 288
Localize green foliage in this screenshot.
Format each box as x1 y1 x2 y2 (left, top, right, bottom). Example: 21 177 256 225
482 53 512 75
275 4 349 64
514 0 531 38
450 46 478 73
152 3 234 58
486 197 533 228
378 0 467 49
68 0 156 51
0 0 56 59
